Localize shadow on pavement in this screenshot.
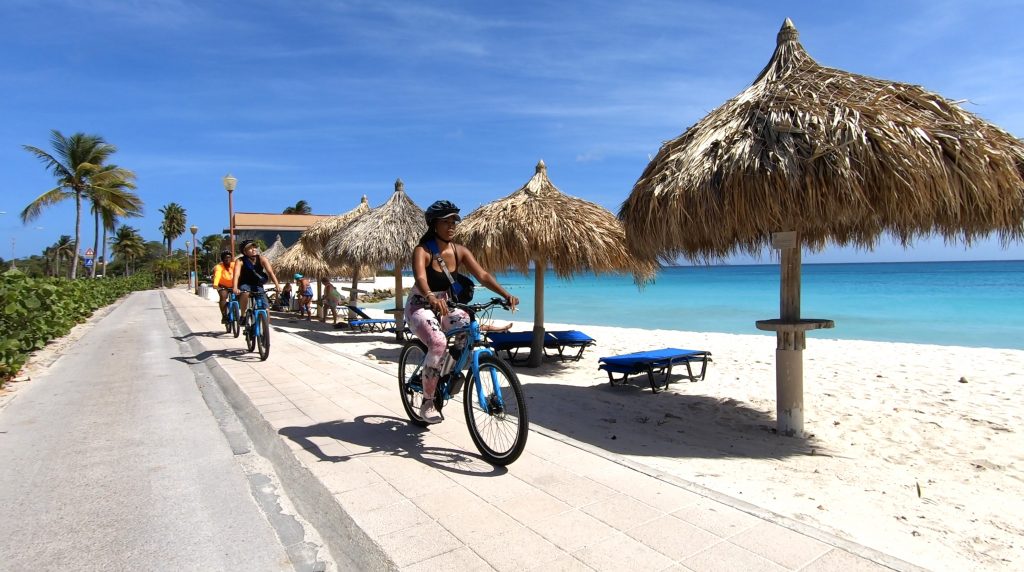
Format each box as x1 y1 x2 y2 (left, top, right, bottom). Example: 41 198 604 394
279 414 507 477
522 382 820 460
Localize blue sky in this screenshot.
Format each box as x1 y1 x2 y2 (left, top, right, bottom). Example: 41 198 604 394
2 0 1023 264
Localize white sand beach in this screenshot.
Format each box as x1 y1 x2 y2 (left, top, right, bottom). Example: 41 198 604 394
284 306 1024 571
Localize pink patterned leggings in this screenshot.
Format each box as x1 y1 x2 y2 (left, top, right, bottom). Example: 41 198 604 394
405 292 469 399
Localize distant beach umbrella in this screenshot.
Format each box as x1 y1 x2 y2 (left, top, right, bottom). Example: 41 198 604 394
274 239 334 281
301 195 373 307
325 179 426 339
301 195 371 252
261 234 287 264
621 19 1024 436
459 160 656 367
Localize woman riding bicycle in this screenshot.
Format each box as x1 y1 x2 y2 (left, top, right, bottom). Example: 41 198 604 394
406 200 519 423
212 250 236 323
232 240 281 321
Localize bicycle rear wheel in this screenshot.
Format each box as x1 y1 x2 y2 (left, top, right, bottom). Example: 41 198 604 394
224 310 232 333
397 341 429 427
245 310 256 352
256 312 270 361
229 303 240 337
464 354 528 465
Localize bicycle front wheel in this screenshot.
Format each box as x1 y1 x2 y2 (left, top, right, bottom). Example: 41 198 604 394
245 311 256 352
256 312 270 361
464 354 528 465
397 340 429 427
230 304 240 337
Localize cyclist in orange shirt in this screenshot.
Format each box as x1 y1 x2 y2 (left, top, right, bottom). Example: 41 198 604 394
212 250 235 323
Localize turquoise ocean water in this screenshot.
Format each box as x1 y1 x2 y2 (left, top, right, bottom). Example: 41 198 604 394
473 260 1024 349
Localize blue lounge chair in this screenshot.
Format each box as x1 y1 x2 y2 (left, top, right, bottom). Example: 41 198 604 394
487 329 597 363
598 348 712 393
547 330 597 361
344 305 396 333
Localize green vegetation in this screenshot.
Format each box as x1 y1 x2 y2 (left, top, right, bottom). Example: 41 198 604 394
0 269 155 385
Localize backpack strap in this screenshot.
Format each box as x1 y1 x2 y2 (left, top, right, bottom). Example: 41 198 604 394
425 239 457 288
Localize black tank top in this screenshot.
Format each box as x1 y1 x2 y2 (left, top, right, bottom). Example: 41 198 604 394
238 256 267 287
425 243 459 292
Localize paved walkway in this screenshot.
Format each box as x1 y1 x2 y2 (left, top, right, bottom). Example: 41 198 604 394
164 288 920 571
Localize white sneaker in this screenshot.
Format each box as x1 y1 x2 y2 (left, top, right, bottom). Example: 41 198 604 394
419 401 443 424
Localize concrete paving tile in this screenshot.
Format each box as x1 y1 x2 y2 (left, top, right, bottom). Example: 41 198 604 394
681 540 786 572
435 500 522 539
257 401 300 414
580 493 664 531
625 480 704 513
498 488 572 524
800 548 894 572
335 481 406 514
624 514 722 561
728 521 832 569
672 498 761 538
251 395 292 407
536 474 618 508
263 411 315 427
389 466 459 499
445 471 537 502
377 520 463 567
316 460 384 495
530 509 618 552
572 531 675 571
410 482 480 519
354 498 432 536
506 454 572 488
525 552 595 571
404 546 495 572
470 525 566 572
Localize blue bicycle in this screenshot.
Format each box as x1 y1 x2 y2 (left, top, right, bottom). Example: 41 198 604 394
224 290 241 338
398 297 528 465
243 287 271 361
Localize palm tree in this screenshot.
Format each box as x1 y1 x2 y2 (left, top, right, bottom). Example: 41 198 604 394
88 165 142 277
282 200 312 215
159 202 186 254
110 225 146 276
21 130 118 279
46 235 76 277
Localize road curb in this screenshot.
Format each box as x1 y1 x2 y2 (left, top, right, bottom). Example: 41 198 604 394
162 292 397 571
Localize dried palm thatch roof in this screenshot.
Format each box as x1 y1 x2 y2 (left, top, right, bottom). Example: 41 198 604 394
621 18 1024 262
261 234 287 263
458 161 656 278
324 180 426 268
273 240 334 279
300 195 371 252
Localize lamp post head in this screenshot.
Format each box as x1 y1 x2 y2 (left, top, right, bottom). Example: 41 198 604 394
223 173 237 192
190 225 198 235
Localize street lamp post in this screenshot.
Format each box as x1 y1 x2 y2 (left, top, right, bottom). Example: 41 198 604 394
185 240 191 289
190 224 199 295
223 174 237 256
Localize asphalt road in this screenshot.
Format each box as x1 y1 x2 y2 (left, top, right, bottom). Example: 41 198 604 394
0 290 327 572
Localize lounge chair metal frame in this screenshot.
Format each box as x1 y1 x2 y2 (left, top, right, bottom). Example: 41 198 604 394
598 348 712 393
487 330 596 364
344 305 396 333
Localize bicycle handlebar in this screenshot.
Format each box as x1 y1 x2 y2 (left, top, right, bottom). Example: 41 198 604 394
452 297 513 315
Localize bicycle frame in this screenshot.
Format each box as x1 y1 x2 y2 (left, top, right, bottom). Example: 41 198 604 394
227 293 240 322
249 289 269 335
440 303 507 414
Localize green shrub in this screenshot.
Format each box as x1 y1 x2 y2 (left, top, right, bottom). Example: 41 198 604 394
0 270 155 384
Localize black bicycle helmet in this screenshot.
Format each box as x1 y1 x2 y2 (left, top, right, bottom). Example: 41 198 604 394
239 239 257 251
424 200 461 225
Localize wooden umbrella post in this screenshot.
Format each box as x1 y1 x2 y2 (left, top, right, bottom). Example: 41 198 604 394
393 263 405 341
528 261 545 367
756 231 833 438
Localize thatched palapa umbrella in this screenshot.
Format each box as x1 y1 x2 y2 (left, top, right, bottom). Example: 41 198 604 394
324 179 426 340
459 160 656 367
274 239 334 286
621 19 1024 437
262 234 287 264
302 195 372 311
